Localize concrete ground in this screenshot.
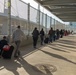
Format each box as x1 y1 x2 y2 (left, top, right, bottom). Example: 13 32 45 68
0 34 76 75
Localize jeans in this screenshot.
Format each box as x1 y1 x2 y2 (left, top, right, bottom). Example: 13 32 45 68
14 40 21 56
33 37 38 47
40 35 44 45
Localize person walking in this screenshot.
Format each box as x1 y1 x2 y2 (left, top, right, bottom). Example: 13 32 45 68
32 27 39 48
12 25 25 58
40 28 45 45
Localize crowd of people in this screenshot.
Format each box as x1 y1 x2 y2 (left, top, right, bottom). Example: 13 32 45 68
0 26 72 59
32 27 72 49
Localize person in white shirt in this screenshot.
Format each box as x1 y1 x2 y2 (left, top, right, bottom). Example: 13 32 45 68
13 25 25 58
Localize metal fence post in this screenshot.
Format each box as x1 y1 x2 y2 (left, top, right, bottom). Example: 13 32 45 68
54 19 55 30
50 17 52 28
38 4 40 31
8 0 11 43
27 3 30 36
45 14 47 34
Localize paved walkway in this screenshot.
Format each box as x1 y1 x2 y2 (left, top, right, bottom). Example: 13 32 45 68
0 34 76 75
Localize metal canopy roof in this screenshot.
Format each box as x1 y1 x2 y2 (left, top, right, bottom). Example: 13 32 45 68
34 0 76 22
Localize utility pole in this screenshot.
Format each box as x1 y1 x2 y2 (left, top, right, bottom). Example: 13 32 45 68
38 3 40 31
8 0 11 43
54 19 55 30
45 14 47 34
27 3 30 36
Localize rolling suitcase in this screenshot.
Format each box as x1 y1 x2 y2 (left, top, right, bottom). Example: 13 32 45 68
2 45 14 59
44 37 49 44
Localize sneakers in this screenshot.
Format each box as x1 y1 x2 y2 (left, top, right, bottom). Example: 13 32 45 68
14 51 21 58
18 51 21 56
14 55 18 58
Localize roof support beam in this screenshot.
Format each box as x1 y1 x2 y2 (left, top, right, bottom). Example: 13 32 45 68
53 11 76 14
59 16 76 19
35 0 76 22
56 13 76 16
63 19 76 22
42 0 76 5
51 8 76 12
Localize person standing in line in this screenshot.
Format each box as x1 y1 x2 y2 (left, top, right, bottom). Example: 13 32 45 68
32 27 39 48
48 27 54 43
40 28 45 45
12 25 25 58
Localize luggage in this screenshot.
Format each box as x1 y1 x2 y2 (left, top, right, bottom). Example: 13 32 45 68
44 37 49 44
3 45 10 51
2 45 14 59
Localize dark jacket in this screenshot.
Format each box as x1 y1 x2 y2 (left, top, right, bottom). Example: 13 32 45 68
40 30 44 36
0 39 8 49
32 29 39 38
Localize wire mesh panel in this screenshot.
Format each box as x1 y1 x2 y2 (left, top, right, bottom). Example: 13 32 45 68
40 12 43 26
43 13 46 27
51 18 55 29
11 0 28 20
30 6 38 23
51 18 54 26
42 13 46 32
47 15 50 29
56 21 64 30
11 0 28 35
0 0 66 36
0 0 5 13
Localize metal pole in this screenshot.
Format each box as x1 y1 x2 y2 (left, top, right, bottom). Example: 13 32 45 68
50 17 52 28
27 3 30 36
8 0 11 43
42 12 43 28
54 19 55 30
45 14 47 34
4 0 5 9
38 4 40 31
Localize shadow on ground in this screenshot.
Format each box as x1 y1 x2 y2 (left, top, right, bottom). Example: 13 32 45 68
37 48 76 65
0 57 53 75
